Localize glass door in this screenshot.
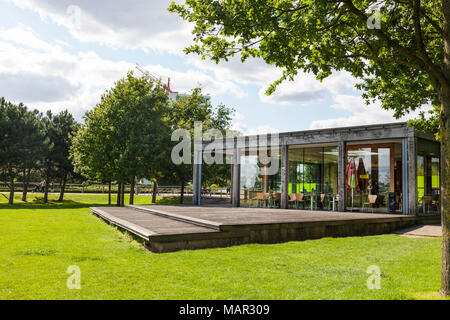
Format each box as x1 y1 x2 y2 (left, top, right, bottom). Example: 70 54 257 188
346 142 403 213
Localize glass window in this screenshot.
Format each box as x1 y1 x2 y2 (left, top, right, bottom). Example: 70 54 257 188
417 155 425 203
239 148 281 207
417 154 440 214
431 157 440 192
347 142 402 213
288 146 338 210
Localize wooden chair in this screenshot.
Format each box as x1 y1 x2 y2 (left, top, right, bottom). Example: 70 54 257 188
432 194 440 213
264 193 271 207
327 194 337 211
295 193 305 209
397 193 402 212
256 193 265 207
288 193 297 208
422 196 433 214
363 195 377 213
273 193 281 208
317 194 326 210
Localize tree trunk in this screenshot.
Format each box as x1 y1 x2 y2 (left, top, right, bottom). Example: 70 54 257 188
129 178 135 205
58 174 67 202
440 0 450 297
440 90 450 296
116 182 121 207
8 174 14 205
180 181 185 204
108 181 111 205
152 181 158 203
43 178 49 203
121 183 125 207
22 168 28 202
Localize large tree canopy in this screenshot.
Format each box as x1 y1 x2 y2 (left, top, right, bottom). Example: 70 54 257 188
170 0 446 116
71 72 171 206
163 87 233 203
169 0 450 296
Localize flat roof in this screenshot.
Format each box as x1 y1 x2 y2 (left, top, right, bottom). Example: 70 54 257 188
199 122 438 147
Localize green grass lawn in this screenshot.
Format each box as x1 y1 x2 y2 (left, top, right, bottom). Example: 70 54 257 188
0 193 445 300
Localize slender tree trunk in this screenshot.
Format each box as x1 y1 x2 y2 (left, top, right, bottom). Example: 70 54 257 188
22 168 28 202
116 182 121 207
180 181 185 204
152 181 158 203
43 177 49 203
8 174 14 205
121 183 125 207
129 178 135 205
440 89 450 296
58 174 67 202
108 181 111 205
440 0 450 297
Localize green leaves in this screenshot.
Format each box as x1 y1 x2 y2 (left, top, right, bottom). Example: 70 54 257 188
169 0 445 122
70 71 171 186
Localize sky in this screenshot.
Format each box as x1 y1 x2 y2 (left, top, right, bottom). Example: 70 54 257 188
0 0 429 135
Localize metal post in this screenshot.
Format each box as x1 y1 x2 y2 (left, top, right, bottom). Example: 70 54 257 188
280 144 289 209
198 163 202 205
402 138 409 215
407 130 417 215
192 150 202 206
338 140 346 212
232 145 240 207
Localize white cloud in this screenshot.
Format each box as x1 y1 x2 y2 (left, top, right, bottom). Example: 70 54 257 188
0 24 246 120
258 76 327 105
141 64 246 98
309 95 431 129
230 112 279 136
187 55 358 106
4 1 431 131
8 0 193 54
7 0 368 110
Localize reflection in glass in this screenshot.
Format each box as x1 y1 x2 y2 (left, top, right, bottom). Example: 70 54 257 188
288 146 338 210
346 143 403 213
417 154 440 214
239 148 281 207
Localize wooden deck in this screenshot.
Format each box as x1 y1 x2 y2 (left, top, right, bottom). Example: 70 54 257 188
90 205 418 253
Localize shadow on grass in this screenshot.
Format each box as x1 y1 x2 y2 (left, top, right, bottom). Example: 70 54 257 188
0 196 189 210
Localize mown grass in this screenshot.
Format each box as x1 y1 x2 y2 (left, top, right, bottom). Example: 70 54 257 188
0 193 445 300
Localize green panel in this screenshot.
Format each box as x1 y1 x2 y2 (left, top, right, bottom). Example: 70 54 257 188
417 176 424 188
432 176 439 189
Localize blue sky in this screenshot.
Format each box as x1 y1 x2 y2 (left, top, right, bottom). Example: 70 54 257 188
0 0 426 134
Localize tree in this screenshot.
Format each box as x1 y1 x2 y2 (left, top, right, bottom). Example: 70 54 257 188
51 111 79 202
169 0 450 295
19 108 43 202
0 98 40 204
71 118 116 205
166 88 233 204
40 111 58 203
71 72 170 206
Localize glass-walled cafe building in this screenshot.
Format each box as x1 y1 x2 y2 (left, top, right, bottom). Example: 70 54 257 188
192 123 441 215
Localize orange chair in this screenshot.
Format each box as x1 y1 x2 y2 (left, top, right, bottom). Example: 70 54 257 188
363 195 378 213
288 193 297 208
317 194 326 210
256 193 266 207
273 193 281 208
295 193 305 209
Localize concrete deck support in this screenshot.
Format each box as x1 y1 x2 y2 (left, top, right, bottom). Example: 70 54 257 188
338 140 346 212
280 144 289 209
232 145 240 207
